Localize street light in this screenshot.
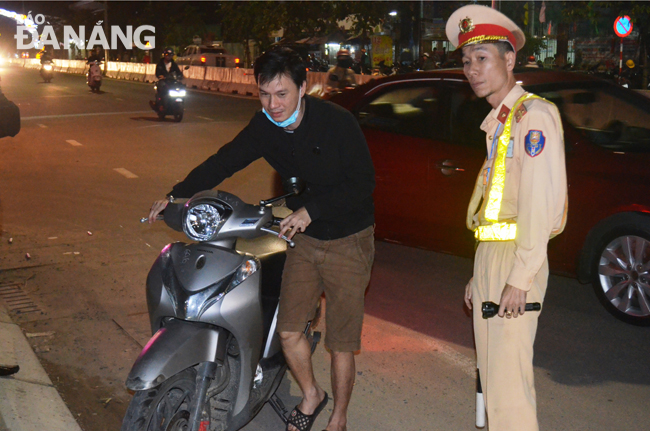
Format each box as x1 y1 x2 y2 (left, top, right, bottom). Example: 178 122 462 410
389 11 398 16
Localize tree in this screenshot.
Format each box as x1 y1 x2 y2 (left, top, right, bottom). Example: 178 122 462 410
220 1 391 66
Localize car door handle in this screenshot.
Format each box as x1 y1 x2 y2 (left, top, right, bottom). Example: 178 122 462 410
435 159 465 176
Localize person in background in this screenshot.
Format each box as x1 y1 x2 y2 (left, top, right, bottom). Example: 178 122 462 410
326 49 356 92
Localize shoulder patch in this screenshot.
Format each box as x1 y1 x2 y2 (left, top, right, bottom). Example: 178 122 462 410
525 130 545 157
497 104 510 124
515 103 527 123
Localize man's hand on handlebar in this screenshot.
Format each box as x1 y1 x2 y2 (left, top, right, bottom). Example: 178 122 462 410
279 207 311 240
148 198 170 224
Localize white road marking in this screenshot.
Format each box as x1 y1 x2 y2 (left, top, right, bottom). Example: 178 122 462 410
197 116 212 121
66 140 83 147
116 98 123 101
38 124 48 128
48 237 58 240
114 168 138 179
22 111 150 121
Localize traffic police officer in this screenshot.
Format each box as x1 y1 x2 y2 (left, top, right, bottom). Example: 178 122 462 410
446 5 568 430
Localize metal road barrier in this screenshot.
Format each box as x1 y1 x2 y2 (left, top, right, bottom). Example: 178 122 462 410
9 58 375 97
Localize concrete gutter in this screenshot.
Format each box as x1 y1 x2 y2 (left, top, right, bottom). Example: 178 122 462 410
0 304 82 431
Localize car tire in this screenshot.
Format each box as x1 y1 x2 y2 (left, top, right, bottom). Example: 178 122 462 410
591 222 650 326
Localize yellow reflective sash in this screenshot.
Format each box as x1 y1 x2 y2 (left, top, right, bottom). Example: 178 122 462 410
475 222 517 241
476 93 544 242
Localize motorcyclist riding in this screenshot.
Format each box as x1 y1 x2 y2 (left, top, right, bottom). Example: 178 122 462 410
326 49 356 92
153 48 183 106
39 47 53 64
86 47 103 64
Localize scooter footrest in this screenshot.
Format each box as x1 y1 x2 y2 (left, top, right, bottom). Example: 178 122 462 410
310 331 321 354
268 393 289 424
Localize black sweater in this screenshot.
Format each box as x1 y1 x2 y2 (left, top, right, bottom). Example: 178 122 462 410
169 95 375 240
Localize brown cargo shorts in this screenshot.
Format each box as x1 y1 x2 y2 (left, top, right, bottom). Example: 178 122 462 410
277 225 375 352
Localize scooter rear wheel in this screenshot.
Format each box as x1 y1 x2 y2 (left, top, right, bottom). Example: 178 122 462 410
121 368 208 431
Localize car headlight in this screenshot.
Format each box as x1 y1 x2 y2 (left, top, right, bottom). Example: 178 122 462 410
169 89 186 97
183 201 229 241
43 64 52 70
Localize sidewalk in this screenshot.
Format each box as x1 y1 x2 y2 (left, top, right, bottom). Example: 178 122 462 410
0 304 82 431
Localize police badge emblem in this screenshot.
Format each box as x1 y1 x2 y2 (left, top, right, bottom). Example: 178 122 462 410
525 130 545 157
459 17 475 34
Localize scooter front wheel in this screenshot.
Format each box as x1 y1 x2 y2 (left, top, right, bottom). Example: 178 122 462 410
121 368 208 431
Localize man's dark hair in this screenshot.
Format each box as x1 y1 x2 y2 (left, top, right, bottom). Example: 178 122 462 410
495 41 515 56
254 47 306 89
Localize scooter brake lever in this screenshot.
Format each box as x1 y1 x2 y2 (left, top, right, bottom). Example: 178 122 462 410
140 215 164 223
260 226 295 248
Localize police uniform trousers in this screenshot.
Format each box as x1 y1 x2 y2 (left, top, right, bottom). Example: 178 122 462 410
472 240 548 431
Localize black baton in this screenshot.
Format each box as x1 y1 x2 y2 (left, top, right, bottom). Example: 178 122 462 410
481 301 541 319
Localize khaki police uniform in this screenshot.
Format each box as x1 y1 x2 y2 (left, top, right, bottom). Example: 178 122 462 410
468 84 568 430
446 5 569 430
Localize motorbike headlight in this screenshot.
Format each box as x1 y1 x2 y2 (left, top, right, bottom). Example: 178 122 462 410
183 202 228 241
169 89 186 97
43 64 53 70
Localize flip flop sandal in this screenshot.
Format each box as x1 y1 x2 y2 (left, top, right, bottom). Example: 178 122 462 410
286 392 329 431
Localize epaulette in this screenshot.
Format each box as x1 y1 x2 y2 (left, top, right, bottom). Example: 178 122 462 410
515 103 527 123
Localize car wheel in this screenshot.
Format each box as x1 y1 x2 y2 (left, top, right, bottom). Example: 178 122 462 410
592 227 650 326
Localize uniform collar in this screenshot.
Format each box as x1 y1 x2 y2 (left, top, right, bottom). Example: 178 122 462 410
480 84 526 131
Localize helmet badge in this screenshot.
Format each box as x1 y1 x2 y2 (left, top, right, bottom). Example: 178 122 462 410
459 17 475 34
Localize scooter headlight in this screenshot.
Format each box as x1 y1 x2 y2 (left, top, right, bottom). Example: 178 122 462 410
43 64 53 70
183 200 230 241
169 89 186 97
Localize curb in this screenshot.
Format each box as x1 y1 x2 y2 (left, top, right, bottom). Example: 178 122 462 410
0 304 82 431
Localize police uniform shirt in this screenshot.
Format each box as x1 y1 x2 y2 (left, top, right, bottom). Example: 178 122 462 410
470 84 568 291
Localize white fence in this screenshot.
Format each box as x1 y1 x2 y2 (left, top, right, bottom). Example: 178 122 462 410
11 58 375 97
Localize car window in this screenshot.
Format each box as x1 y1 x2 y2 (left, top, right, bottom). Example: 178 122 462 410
447 85 492 149
357 85 442 140
536 86 650 152
202 48 226 54
182 48 191 57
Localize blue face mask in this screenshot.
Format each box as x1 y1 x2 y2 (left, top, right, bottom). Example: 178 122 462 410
263 98 302 128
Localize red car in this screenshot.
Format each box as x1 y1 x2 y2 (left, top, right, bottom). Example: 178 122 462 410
329 69 650 325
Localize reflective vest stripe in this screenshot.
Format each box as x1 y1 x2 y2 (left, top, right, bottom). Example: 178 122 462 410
476 93 545 242
475 222 517 241
484 93 541 222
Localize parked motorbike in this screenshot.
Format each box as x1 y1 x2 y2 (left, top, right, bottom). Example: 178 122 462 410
150 71 186 122
40 60 54 83
121 178 321 431
87 61 102 92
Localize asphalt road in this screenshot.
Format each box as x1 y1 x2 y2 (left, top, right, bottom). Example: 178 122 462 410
0 64 649 431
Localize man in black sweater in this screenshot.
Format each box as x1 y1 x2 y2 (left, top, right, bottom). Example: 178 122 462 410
148 47 375 431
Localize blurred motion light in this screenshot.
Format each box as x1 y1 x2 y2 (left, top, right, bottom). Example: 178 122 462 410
389 11 398 16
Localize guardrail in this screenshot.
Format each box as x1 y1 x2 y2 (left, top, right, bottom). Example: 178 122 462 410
9 58 375 97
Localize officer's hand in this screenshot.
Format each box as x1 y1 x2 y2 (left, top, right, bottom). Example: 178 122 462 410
279 207 312 240
464 278 473 310
498 284 527 318
148 198 169 225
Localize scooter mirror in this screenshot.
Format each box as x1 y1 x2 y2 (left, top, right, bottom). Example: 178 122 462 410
282 177 304 196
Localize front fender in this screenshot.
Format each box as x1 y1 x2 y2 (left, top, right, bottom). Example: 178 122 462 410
126 318 228 391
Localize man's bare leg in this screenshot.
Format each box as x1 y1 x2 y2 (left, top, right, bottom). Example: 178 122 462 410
280 331 327 431
324 351 354 431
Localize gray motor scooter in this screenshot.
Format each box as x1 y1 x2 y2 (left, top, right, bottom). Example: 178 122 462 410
121 178 320 431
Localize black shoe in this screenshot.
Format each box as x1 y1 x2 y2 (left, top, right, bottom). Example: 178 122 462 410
0 364 19 376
